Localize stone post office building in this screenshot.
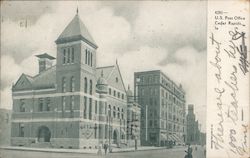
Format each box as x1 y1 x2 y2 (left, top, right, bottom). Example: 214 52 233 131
11 11 140 149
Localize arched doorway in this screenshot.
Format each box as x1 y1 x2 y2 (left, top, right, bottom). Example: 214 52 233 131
113 130 118 144
37 126 51 142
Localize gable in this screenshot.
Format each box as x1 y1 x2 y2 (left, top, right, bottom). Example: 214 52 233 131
13 74 33 91
106 65 126 93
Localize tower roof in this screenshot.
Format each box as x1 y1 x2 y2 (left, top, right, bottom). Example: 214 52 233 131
35 53 55 60
55 14 97 49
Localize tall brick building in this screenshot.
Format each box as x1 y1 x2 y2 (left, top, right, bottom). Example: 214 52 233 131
134 70 186 146
11 11 140 149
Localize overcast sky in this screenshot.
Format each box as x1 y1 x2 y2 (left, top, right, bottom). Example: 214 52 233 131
1 1 207 131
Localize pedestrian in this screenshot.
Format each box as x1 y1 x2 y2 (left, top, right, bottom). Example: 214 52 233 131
187 144 193 158
104 142 108 155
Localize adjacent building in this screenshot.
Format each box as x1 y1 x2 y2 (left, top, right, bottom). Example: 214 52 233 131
11 11 140 149
134 70 186 146
0 109 11 146
186 104 200 145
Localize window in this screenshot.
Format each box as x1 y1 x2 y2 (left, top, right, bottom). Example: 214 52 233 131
62 77 66 92
45 98 50 111
84 97 87 119
149 120 153 127
70 96 74 111
95 101 98 114
70 96 74 118
63 49 66 64
118 92 120 98
84 77 88 93
85 50 88 64
121 108 124 119
108 105 111 116
62 97 66 112
19 123 24 137
38 98 43 112
117 108 120 119
70 76 75 92
88 51 90 65
89 80 93 94
67 48 70 63
141 88 145 96
116 77 118 83
20 99 25 112
90 53 93 67
154 120 158 127
89 98 92 120
94 124 97 139
71 48 74 63
121 94 124 99
113 90 116 97
109 88 111 95
113 106 116 118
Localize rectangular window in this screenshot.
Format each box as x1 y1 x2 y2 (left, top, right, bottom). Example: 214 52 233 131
85 49 88 64
38 98 43 112
113 90 116 97
63 49 66 64
90 53 93 67
122 94 124 99
20 99 25 112
19 123 24 137
118 92 120 98
89 98 92 120
71 48 74 63
95 101 98 114
67 48 70 63
109 88 111 95
46 98 50 111
62 97 66 113
149 120 153 127
84 96 87 119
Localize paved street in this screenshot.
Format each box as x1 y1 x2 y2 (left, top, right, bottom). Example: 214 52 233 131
0 146 205 158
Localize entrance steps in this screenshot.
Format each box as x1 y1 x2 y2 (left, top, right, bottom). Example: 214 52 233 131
30 142 52 148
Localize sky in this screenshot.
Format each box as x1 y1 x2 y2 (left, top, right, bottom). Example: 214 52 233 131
0 1 207 132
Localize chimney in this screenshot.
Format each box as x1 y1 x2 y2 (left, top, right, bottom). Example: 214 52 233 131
36 53 55 73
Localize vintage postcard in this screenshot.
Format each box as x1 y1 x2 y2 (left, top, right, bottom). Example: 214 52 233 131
0 1 249 158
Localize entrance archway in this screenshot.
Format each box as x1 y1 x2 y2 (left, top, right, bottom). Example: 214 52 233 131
113 130 118 144
37 126 51 142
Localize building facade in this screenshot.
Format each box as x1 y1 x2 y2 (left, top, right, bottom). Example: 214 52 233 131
11 12 140 149
134 70 186 146
186 104 201 145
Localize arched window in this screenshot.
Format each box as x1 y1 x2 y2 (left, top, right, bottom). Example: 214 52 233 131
121 108 124 119
67 48 70 63
62 77 66 92
117 107 120 119
70 76 75 92
113 106 116 118
63 49 66 64
108 105 111 116
85 49 88 64
84 77 88 93
90 53 93 67
88 51 90 65
71 48 74 63
89 80 92 94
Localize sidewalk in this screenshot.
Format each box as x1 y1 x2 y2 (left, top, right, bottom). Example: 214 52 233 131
0 145 185 154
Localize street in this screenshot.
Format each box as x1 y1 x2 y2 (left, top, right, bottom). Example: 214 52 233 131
0 146 205 158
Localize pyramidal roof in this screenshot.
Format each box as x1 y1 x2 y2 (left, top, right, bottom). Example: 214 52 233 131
55 13 97 48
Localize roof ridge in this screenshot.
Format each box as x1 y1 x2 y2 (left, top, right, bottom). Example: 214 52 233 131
96 65 115 69
33 65 56 79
